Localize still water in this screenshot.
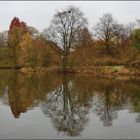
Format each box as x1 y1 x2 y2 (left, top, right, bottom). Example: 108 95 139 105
0 70 140 139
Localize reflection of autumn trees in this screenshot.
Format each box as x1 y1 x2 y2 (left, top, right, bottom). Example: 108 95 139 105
0 70 62 118
41 75 140 136
95 87 118 126
8 72 43 118
67 76 140 127
94 84 125 127
41 75 90 136
0 70 140 132
127 80 140 123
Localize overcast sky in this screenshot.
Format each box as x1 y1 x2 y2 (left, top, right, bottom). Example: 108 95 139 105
0 1 140 32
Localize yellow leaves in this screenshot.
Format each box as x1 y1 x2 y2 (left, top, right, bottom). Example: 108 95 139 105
17 32 34 67
16 32 62 68
19 32 33 49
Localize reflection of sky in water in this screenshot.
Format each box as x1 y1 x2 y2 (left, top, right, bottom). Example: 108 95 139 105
0 103 140 139
0 70 139 138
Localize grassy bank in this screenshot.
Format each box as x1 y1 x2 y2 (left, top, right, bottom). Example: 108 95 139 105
19 66 62 75
17 65 140 79
71 65 140 77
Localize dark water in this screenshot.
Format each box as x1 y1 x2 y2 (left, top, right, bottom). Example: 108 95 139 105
0 70 140 139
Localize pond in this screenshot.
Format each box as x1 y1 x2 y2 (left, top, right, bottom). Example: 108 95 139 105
0 70 140 139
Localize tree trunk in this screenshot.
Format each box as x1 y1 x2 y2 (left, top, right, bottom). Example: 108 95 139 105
62 53 68 73
106 43 111 55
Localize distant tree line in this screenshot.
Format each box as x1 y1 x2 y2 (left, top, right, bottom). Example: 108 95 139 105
0 6 139 70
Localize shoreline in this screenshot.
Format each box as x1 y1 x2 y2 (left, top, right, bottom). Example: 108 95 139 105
0 65 139 79
71 65 140 76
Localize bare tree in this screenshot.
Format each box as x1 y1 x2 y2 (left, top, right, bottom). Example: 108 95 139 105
76 27 93 48
94 13 115 55
45 6 87 72
113 23 130 48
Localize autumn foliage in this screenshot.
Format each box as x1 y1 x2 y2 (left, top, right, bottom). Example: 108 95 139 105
0 8 139 71
9 17 26 32
8 17 27 45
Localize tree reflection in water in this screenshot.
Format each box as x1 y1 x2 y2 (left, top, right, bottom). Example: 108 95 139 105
0 70 140 136
41 75 140 135
8 72 41 118
41 75 89 136
94 87 118 126
0 70 62 118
